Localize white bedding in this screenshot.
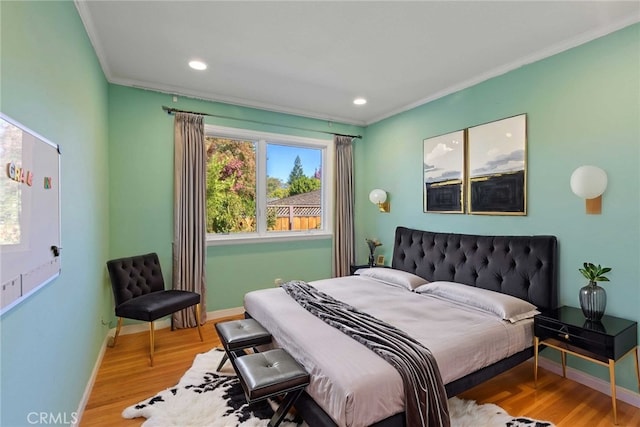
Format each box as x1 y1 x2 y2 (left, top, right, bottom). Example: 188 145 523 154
243 275 534 427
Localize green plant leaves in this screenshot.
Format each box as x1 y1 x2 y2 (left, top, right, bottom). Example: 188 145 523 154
579 262 612 283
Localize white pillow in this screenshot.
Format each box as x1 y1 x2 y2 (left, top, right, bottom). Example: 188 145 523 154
355 267 429 291
414 281 539 323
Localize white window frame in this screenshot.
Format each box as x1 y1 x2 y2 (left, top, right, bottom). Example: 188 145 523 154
205 124 334 246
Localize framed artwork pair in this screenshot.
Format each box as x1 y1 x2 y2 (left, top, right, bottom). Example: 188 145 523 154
423 114 526 215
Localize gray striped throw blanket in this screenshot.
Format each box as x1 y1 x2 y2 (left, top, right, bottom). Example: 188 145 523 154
281 280 450 427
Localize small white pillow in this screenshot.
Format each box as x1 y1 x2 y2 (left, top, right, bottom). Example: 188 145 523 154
415 281 539 323
355 267 429 291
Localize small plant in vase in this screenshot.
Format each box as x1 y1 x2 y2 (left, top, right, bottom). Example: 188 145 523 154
366 238 382 267
578 262 611 321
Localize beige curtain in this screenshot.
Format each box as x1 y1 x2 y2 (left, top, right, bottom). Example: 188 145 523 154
333 135 355 277
172 112 206 328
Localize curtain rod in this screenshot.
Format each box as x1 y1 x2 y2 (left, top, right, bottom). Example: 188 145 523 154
162 106 362 139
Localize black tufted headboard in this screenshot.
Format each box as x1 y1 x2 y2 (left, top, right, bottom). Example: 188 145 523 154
391 227 558 310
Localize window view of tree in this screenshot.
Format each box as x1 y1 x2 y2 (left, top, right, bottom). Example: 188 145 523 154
205 133 325 237
288 155 305 185
205 137 256 233
266 149 322 232
288 175 321 196
286 155 321 196
267 177 287 199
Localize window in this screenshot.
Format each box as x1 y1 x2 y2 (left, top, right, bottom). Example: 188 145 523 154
205 125 334 244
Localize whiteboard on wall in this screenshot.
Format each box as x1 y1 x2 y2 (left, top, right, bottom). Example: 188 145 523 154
0 113 61 316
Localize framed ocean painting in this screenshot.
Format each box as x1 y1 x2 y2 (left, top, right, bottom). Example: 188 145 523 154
467 114 527 215
423 130 465 213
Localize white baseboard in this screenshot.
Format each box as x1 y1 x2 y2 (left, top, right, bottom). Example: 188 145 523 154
73 336 108 426
207 306 245 320
76 306 245 424
537 354 640 408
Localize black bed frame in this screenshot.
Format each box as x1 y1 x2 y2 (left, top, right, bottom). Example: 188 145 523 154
293 227 558 427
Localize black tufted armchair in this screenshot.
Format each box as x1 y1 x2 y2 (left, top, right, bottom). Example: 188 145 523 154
106 252 203 366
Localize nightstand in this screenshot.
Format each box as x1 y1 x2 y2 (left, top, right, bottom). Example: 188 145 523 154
350 264 371 275
349 264 388 275
534 306 639 424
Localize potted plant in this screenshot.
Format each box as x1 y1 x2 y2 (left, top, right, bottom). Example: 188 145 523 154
366 238 382 267
578 262 611 321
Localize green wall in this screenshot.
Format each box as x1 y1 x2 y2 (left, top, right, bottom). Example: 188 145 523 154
1 1 638 421
357 23 640 392
0 1 110 425
107 85 363 311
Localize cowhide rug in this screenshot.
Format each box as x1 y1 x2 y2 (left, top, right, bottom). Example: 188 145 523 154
123 348 555 427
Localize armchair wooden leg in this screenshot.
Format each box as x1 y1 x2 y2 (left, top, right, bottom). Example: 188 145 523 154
109 317 123 348
149 321 155 367
195 303 204 342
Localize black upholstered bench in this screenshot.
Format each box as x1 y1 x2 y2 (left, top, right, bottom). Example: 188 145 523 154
214 318 272 372
235 349 310 427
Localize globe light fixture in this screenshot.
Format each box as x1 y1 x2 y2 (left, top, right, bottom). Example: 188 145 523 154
570 165 607 214
369 189 390 213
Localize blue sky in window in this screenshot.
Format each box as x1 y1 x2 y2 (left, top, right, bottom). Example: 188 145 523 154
267 144 321 183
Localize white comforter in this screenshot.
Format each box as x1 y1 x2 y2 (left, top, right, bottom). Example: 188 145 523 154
244 275 533 427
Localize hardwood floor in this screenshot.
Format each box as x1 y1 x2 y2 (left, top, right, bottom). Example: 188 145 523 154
81 315 239 427
458 363 639 427
81 317 639 426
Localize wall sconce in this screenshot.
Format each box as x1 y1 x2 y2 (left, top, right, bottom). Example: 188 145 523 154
570 165 607 214
369 189 390 213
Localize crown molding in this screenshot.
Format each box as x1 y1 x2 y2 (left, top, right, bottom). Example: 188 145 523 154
74 1 112 80
365 14 640 125
74 0 639 128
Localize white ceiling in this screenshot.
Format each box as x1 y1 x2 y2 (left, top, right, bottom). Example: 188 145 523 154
75 1 640 126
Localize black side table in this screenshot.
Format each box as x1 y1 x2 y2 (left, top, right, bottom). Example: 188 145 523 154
533 306 639 424
350 264 372 275
349 264 389 275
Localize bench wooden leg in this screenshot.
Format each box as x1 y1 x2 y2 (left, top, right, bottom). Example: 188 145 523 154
217 348 246 372
268 389 304 427
216 353 229 371
229 349 248 373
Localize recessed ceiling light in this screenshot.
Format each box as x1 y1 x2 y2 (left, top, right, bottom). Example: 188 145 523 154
353 97 367 106
189 60 207 71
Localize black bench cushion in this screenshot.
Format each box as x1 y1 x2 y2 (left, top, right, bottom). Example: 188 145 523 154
115 289 200 322
216 318 272 350
236 349 309 401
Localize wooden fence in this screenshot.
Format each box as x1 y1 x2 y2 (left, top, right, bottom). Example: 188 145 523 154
268 205 321 231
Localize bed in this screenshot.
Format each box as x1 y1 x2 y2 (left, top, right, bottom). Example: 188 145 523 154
244 227 558 427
